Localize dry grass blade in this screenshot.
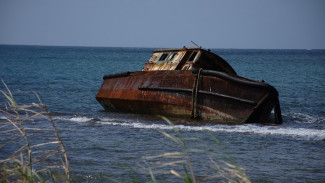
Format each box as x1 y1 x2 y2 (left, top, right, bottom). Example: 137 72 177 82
159 130 183 146
138 118 251 183
0 81 70 182
149 160 186 169
141 152 183 160
170 169 184 179
0 80 16 107
0 135 23 149
209 158 251 183
29 141 60 148
0 122 12 129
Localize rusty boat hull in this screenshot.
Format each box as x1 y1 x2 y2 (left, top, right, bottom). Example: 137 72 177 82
96 69 282 124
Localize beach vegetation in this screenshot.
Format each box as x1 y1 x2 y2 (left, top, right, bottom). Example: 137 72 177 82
0 80 70 182
0 80 249 182
136 116 251 183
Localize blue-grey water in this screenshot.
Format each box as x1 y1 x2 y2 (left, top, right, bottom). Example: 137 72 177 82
1 45 325 182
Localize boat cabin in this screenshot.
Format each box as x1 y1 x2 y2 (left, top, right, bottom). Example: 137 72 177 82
142 47 237 76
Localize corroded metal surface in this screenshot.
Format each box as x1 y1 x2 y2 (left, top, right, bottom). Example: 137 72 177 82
142 47 237 75
96 70 281 124
96 47 282 124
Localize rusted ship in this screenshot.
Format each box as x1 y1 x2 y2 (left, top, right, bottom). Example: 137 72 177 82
96 47 282 124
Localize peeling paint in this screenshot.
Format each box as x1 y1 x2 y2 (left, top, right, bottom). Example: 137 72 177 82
96 47 282 124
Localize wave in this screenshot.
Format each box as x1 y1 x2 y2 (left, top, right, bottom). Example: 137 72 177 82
54 115 325 140
67 116 93 123
289 112 325 124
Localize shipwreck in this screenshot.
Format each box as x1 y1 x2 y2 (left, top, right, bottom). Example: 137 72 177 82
96 47 282 124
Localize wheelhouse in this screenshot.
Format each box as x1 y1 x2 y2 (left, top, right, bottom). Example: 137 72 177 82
142 47 237 75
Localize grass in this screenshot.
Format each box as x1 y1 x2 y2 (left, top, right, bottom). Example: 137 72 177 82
1 80 250 182
0 80 70 182
136 116 251 183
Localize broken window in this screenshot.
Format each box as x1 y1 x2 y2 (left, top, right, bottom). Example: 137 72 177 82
167 52 177 61
159 53 169 61
188 51 198 61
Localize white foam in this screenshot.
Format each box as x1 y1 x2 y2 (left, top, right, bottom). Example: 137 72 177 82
54 116 93 123
56 116 325 140
70 117 93 123
98 119 325 140
291 112 324 124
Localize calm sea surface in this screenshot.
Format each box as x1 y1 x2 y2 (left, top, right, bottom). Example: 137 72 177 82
1 45 325 182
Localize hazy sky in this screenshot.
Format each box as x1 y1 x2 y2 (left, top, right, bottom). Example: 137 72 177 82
1 0 324 49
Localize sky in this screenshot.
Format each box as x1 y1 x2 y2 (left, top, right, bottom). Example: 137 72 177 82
0 0 324 49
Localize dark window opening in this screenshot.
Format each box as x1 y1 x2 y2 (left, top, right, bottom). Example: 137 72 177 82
188 51 198 61
159 53 169 61
167 52 177 61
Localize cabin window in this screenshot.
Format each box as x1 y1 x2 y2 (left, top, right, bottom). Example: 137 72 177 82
188 51 198 61
159 53 169 61
167 52 177 61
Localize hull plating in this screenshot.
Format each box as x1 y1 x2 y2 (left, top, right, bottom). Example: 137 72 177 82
96 70 281 124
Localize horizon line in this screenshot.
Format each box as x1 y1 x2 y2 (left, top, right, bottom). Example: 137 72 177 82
0 43 323 50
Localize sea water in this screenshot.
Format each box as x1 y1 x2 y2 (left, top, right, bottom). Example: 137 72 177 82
1 45 325 182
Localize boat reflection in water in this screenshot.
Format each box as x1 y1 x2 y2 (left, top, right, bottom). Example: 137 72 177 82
96 47 282 124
